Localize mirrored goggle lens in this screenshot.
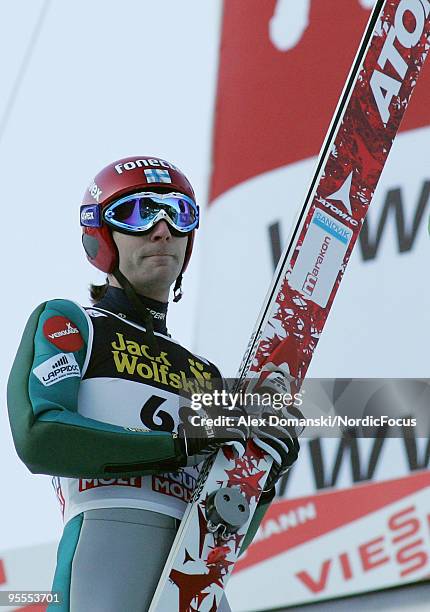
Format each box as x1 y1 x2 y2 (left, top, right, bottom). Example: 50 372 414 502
104 193 198 232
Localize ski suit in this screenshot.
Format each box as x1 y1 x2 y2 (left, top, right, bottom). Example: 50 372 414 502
7 287 274 611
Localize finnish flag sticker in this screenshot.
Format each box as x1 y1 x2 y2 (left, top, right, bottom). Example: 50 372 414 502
144 168 172 184
289 209 352 307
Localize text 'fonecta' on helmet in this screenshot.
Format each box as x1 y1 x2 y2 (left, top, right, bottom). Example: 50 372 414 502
80 156 197 290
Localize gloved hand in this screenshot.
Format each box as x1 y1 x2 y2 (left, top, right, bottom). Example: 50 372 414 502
252 413 300 490
247 361 302 417
246 360 303 489
177 404 250 466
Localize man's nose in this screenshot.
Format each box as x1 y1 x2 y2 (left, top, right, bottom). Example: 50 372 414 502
150 219 172 241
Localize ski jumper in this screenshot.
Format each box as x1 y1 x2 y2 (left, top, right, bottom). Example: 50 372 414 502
8 287 274 611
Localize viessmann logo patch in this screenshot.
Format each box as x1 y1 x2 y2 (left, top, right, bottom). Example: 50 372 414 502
43 316 84 352
33 353 81 387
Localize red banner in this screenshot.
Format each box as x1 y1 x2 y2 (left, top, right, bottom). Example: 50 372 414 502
210 0 430 202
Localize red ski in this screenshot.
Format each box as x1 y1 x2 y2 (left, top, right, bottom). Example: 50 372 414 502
150 1 430 610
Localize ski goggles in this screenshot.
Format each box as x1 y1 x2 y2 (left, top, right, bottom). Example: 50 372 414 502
103 191 199 235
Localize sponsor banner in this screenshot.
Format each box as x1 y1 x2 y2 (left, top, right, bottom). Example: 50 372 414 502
227 471 430 611
198 0 430 608
197 127 430 379
197 0 430 379
209 0 430 202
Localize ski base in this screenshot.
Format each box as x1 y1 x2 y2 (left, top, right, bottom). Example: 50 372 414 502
149 443 272 612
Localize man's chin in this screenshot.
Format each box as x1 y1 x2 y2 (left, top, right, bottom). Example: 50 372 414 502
132 267 178 288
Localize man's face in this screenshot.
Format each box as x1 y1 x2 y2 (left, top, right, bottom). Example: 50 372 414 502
112 220 188 300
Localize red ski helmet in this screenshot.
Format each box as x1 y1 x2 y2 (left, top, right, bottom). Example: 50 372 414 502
80 156 197 274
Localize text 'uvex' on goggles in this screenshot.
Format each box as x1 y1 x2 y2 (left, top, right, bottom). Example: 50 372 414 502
102 191 199 235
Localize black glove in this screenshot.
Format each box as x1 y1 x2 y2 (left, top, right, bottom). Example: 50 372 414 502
246 360 303 489
252 411 300 490
177 405 249 466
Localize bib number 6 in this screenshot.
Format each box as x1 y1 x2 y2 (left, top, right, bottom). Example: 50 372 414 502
140 395 175 433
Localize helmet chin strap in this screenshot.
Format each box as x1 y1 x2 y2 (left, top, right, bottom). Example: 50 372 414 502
173 274 183 303
173 233 192 302
112 267 160 356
